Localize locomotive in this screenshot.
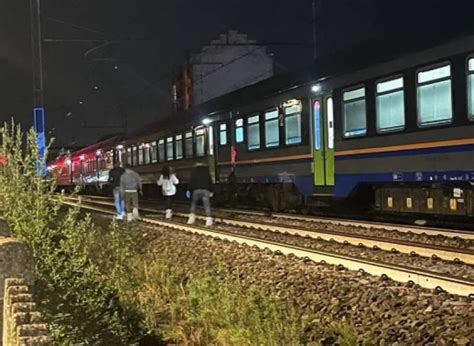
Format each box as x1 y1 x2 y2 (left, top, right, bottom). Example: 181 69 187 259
50 34 474 217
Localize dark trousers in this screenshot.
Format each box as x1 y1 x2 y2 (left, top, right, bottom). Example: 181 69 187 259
164 195 174 209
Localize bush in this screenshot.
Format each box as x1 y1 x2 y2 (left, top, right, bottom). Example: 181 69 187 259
0 123 137 344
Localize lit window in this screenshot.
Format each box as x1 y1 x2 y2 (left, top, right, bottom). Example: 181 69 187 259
208 125 214 155
144 144 151 164
417 64 452 126
313 101 321 150
235 118 244 143
265 109 279 148
376 77 405 132
195 128 205 157
468 58 474 120
219 123 227 146
175 134 183 159
247 115 260 150
132 146 137 166
185 131 193 158
151 142 157 163
166 137 174 161
138 145 144 165
327 98 334 149
343 87 367 137
284 101 302 145
126 147 132 165
158 139 165 163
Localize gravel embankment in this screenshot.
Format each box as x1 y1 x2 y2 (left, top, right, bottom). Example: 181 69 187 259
160 215 474 281
210 211 474 250
132 223 473 345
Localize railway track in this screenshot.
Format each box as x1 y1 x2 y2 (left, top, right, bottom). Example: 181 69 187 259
62 195 474 296
66 195 474 264
75 194 474 239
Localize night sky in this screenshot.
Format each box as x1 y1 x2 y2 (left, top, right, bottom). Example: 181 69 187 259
1 0 473 147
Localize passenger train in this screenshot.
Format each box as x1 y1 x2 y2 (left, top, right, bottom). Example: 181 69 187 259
50 34 474 217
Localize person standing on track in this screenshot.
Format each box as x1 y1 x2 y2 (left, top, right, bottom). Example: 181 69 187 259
120 165 143 221
157 165 179 219
187 162 213 227
108 163 125 220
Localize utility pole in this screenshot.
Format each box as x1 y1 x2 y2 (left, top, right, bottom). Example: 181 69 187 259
30 0 44 108
30 0 46 174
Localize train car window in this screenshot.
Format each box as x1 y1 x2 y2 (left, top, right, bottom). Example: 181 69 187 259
151 142 158 163
144 144 151 165
284 101 302 145
247 114 261 150
175 134 183 159
265 109 280 148
138 145 144 165
468 58 474 120
166 137 174 161
158 139 165 163
209 125 215 155
195 128 205 157
235 118 244 143
376 77 405 133
219 123 227 146
185 131 194 158
343 87 367 137
132 146 138 166
313 101 321 150
417 64 452 127
327 98 335 149
126 148 132 166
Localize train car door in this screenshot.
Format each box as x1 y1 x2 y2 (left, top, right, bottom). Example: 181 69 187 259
207 125 217 183
312 96 335 187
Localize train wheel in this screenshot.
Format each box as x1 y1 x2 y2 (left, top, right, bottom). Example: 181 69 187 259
265 186 281 212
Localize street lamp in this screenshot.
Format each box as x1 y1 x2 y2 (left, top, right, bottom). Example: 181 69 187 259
202 118 212 126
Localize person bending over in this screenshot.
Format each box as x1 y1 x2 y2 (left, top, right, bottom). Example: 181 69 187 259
187 162 213 227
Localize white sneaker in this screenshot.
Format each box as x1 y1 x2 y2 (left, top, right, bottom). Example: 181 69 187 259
132 208 140 220
115 214 124 220
165 209 172 219
205 217 213 227
187 213 196 224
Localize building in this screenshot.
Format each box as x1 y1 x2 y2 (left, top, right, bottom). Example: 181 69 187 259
173 30 274 111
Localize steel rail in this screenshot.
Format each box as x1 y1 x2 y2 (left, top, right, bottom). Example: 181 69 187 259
64 196 474 264
62 199 474 297
74 194 474 240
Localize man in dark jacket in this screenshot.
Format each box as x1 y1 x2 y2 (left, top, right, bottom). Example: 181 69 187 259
187 162 213 226
108 163 125 219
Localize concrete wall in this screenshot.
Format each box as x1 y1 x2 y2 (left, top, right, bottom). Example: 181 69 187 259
190 30 274 105
0 221 52 345
3 278 52 345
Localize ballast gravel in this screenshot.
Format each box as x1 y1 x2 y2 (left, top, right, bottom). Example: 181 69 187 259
166 215 474 281
132 222 473 345
213 211 474 251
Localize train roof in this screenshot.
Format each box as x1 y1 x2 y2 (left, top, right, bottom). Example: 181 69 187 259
126 31 474 141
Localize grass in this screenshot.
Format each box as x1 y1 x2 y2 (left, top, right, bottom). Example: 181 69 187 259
122 256 309 345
